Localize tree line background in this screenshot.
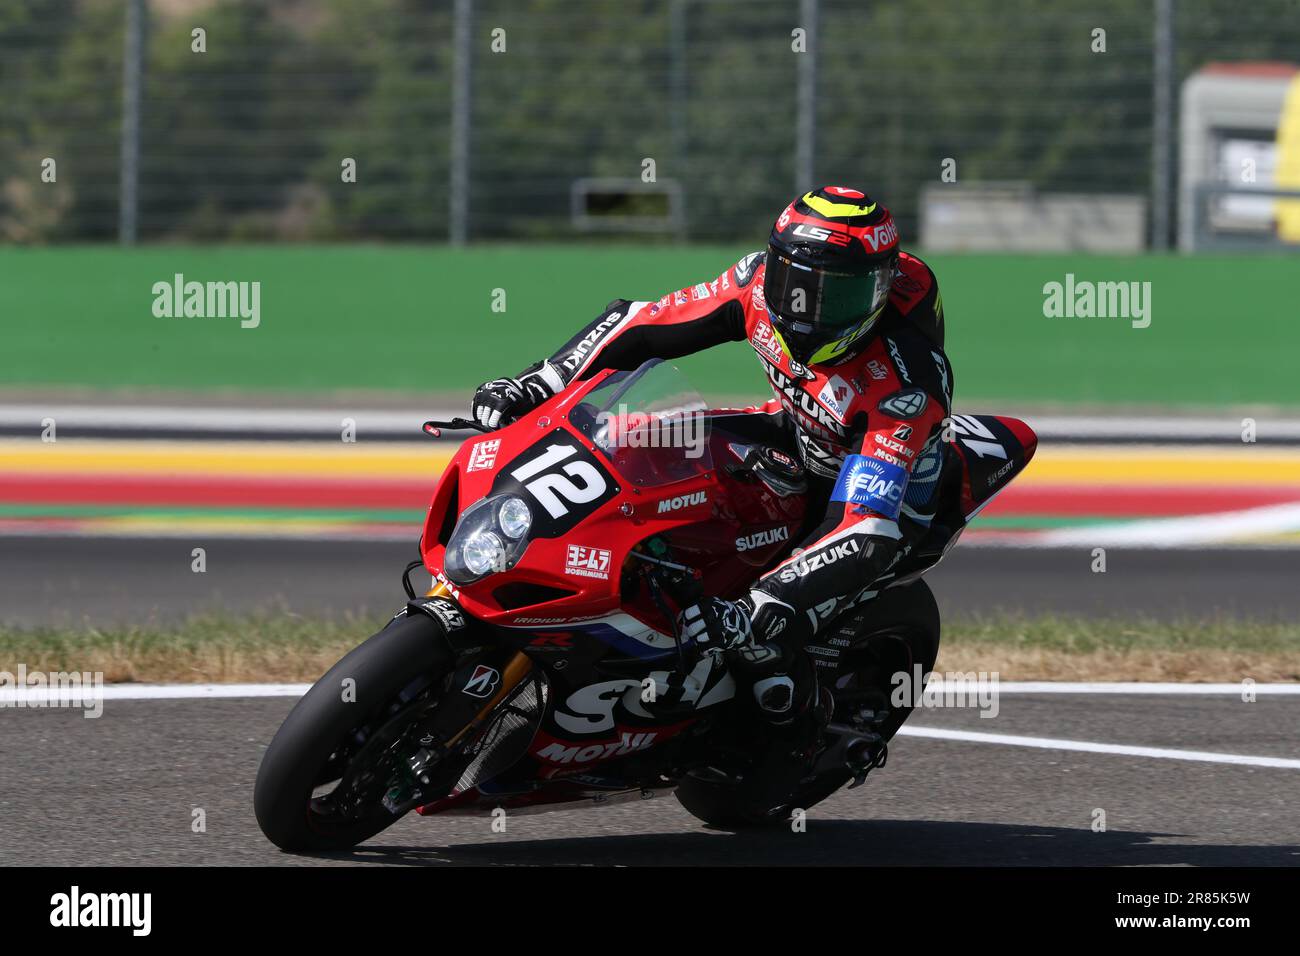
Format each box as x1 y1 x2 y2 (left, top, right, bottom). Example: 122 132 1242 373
2 0 1298 243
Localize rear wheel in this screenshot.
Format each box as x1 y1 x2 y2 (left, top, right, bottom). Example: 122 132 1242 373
253 613 454 852
675 579 941 827
674 768 789 828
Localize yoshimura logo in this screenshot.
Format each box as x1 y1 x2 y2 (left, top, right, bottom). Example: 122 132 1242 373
467 438 500 472
753 320 783 360
565 544 611 579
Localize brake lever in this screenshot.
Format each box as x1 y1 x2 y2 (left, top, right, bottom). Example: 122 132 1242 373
643 570 691 675
422 417 490 438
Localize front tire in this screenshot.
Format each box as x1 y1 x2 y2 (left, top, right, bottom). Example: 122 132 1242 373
254 613 453 852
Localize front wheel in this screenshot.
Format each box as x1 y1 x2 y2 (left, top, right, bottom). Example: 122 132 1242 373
254 613 454 852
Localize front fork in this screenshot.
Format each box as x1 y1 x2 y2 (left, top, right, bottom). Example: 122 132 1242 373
390 582 536 807
410 577 536 745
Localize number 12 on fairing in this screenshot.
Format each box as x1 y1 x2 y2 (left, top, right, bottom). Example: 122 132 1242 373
510 443 609 518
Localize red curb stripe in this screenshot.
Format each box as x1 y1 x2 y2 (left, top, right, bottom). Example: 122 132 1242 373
0 474 431 510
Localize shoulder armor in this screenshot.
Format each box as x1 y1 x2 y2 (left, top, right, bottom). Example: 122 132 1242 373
880 327 953 414
889 252 944 348
732 250 766 289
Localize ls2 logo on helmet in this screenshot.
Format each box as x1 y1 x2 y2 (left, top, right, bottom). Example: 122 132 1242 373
791 223 852 247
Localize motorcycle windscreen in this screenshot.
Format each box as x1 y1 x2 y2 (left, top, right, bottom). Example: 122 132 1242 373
572 361 713 488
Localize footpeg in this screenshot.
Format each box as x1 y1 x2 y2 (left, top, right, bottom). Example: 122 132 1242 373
845 734 888 790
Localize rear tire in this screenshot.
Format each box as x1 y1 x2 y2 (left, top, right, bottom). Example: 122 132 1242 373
675 772 785 828
254 613 453 852
675 580 941 827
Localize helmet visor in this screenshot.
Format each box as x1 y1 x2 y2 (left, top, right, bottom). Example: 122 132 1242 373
764 249 895 334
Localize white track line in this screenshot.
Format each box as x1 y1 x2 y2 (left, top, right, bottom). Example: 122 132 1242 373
897 726 1300 769
0 526 412 543
5 405 1300 441
1010 415 1300 442
4 680 1297 705
0 683 311 703
6 682 1298 768
926 680 1300 695
1036 501 1300 547
0 404 456 435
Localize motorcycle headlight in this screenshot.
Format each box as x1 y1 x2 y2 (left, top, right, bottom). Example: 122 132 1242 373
461 530 505 576
444 494 534 585
497 496 532 539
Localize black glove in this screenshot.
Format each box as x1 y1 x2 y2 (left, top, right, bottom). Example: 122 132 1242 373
676 597 752 651
471 360 564 430
734 589 813 723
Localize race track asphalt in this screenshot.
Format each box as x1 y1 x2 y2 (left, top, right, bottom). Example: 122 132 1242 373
2 692 1296 866
0 535 1295 628
3 537 1297 867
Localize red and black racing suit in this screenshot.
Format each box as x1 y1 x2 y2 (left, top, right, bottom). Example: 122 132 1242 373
521 250 952 654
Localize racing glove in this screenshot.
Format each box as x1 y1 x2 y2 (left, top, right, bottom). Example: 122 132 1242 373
737 590 813 723
676 597 753 651
675 592 815 723
471 360 565 430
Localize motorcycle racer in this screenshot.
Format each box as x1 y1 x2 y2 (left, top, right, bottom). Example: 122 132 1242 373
471 186 951 738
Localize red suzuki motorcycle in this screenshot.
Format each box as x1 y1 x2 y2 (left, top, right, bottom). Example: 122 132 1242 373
254 360 1036 851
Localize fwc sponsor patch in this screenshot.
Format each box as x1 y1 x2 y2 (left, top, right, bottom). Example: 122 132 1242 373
831 454 908 519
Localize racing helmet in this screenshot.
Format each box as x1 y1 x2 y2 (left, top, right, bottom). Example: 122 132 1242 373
764 185 900 366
